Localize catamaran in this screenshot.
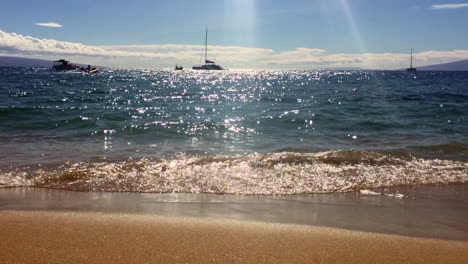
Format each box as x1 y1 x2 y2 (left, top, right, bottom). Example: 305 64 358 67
406 48 416 72
192 28 224 70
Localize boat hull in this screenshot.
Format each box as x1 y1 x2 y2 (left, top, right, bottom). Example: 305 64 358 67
52 65 77 71
192 64 224 70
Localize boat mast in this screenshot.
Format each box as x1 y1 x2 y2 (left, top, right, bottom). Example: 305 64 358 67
410 48 413 68
205 28 208 63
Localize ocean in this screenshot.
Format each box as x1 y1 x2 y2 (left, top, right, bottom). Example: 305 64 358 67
1 67 467 194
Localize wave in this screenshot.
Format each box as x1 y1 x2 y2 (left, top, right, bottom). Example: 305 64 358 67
1 150 467 195
402 92 468 103
412 143 468 154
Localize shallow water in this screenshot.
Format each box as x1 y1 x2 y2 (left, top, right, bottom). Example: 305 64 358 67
2 185 468 241
1 68 467 193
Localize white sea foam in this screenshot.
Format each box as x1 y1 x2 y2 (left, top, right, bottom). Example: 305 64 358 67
359 190 380 196
385 193 405 199
1 151 467 194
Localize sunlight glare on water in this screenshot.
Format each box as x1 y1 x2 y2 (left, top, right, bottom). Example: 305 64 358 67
0 68 467 193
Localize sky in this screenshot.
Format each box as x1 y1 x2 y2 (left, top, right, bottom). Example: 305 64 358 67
0 0 468 69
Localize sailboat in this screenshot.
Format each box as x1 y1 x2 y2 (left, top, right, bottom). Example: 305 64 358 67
406 48 417 72
192 28 224 70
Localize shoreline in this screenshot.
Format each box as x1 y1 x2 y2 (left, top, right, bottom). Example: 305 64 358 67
1 184 468 241
1 210 468 264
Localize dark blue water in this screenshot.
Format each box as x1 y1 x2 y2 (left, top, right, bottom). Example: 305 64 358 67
1 68 467 193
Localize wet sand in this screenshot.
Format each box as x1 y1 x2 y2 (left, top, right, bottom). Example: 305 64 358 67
1 210 468 264
1 185 468 263
2 185 468 240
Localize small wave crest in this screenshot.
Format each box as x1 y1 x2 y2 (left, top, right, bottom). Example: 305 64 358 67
1 151 467 195
412 143 468 155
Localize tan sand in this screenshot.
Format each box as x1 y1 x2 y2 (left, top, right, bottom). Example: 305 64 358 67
1 210 467 264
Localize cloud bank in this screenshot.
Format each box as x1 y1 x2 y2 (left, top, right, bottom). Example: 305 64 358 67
1 28 468 69
431 4 468 9
34 22 63 28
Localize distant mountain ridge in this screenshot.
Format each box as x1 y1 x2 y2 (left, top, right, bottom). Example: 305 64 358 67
416 60 468 71
0 56 54 67
0 56 95 68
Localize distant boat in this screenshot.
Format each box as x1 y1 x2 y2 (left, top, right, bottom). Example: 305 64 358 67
175 65 184 70
406 49 417 72
192 28 224 70
52 59 77 71
87 67 99 74
52 59 98 73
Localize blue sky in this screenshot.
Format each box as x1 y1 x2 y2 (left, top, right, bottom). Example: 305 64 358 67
1 0 468 69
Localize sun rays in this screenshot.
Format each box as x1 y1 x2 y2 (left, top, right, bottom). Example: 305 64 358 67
339 0 367 54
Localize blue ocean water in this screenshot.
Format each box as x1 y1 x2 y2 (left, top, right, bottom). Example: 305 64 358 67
0 68 467 193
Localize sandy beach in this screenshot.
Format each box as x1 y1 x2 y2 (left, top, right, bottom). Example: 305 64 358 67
1 210 468 264
1 186 468 263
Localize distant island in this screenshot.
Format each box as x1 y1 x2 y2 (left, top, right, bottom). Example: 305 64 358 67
1 56 468 71
415 60 468 71
0 56 97 69
0 56 55 68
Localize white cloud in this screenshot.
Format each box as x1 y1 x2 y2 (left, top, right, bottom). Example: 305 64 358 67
0 29 110 56
431 4 468 9
1 28 468 69
34 22 63 28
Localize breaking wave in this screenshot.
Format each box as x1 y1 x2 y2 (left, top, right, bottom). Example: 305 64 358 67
1 151 467 195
